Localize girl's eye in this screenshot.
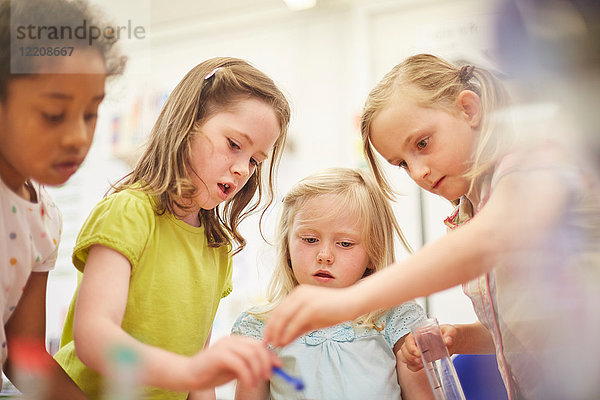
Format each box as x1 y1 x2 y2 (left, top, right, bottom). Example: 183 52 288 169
84 113 98 122
227 139 240 150
250 158 258 167
42 112 65 123
339 241 354 248
397 160 408 169
417 138 429 150
302 237 318 244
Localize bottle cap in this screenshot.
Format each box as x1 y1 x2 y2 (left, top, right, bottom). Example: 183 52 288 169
10 337 53 373
108 344 140 366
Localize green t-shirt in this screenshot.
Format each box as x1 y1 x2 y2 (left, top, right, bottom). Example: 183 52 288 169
55 188 233 399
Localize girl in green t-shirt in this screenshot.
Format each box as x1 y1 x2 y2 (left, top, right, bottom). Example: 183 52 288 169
55 57 290 399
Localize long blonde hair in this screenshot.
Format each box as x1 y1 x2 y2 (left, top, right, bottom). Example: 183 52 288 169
258 167 412 329
361 54 512 201
113 57 290 253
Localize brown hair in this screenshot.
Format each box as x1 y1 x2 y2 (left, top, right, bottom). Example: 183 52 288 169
113 57 290 254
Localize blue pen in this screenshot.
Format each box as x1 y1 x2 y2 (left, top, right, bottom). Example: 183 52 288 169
272 366 305 391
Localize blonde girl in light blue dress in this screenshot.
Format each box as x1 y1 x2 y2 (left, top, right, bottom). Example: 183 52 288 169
232 168 433 400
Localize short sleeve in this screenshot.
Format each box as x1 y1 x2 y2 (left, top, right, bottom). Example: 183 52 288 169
72 190 155 272
492 145 584 200
30 185 62 272
36 186 62 273
492 104 587 200
221 254 233 299
37 239 59 272
231 310 265 340
382 302 426 348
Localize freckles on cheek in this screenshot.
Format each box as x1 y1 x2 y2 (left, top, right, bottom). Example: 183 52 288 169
237 176 252 194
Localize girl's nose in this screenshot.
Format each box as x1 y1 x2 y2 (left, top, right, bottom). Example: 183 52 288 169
317 247 334 264
410 161 430 184
63 119 93 150
231 158 250 178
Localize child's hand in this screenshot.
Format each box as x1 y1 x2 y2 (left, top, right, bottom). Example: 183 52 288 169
188 335 280 390
439 324 458 355
398 325 457 372
264 285 358 347
398 333 423 371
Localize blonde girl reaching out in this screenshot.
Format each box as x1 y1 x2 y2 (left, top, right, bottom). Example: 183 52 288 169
53 57 290 399
265 54 600 399
232 168 433 400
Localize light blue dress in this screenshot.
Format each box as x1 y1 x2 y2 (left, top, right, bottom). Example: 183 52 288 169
232 302 425 400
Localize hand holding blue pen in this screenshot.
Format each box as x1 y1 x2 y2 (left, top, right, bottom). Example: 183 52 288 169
272 366 305 391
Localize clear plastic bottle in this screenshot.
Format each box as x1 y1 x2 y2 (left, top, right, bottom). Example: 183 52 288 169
410 318 466 400
103 344 141 400
10 337 52 400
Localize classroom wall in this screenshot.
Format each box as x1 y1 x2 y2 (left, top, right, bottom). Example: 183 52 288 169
45 0 500 396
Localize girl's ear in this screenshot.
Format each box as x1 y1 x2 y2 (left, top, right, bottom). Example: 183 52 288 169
456 90 482 129
362 264 375 278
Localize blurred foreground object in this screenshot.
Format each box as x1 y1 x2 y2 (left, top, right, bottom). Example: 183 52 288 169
102 344 141 400
495 0 600 166
493 1 600 398
11 337 52 399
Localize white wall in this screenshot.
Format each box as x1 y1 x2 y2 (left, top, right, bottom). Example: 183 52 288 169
46 0 500 397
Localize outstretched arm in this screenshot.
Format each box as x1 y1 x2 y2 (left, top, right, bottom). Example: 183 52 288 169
4 272 88 400
74 245 277 392
264 169 570 346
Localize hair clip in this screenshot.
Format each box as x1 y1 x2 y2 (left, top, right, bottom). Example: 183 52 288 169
459 65 475 83
204 68 220 80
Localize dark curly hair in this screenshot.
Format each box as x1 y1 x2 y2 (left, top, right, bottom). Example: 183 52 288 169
0 0 127 100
